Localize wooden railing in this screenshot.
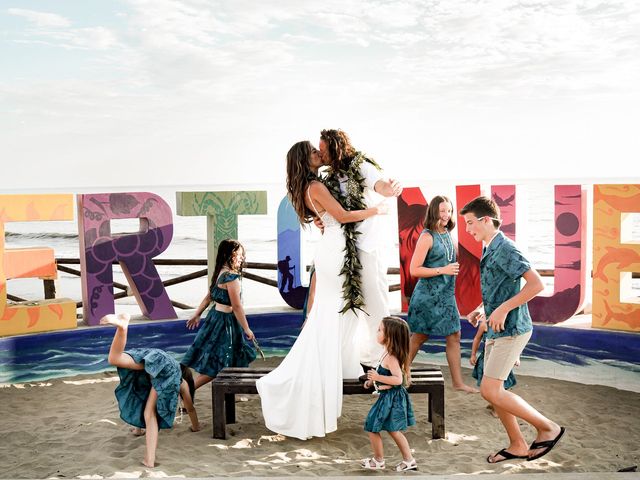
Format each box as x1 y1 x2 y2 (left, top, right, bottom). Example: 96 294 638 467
8 260 626 311
6 259 400 310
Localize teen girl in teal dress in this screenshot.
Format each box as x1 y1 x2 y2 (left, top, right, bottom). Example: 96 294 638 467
183 239 256 391
407 195 476 393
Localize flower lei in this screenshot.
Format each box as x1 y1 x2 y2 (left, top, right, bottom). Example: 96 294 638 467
323 151 381 315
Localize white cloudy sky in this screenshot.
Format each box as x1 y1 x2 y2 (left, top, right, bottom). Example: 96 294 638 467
1 0 639 190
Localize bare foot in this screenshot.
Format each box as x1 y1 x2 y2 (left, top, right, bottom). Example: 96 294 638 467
453 383 479 393
189 423 202 432
130 427 146 436
100 313 131 328
142 458 155 468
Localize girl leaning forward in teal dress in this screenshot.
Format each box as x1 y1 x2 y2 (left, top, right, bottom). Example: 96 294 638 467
407 195 477 393
101 313 201 468
182 239 256 391
362 316 417 472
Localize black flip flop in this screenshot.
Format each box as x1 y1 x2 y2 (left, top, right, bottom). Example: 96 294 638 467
528 426 566 461
487 448 528 464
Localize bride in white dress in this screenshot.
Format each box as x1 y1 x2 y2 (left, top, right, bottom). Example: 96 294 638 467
256 141 387 440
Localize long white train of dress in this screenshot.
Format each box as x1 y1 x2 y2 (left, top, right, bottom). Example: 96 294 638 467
256 213 362 439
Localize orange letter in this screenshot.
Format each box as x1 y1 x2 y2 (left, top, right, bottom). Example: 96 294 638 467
592 184 640 332
0 195 76 336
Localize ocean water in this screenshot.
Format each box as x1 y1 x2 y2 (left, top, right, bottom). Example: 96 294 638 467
2 182 638 312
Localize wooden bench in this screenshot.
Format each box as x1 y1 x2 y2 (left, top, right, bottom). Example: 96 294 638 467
211 366 445 440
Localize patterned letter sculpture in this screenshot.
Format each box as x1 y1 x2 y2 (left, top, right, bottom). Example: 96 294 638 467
276 196 308 308
529 185 588 323
592 184 640 332
397 188 428 311
455 185 484 316
0 194 76 336
491 185 517 241
78 192 176 325
176 191 267 282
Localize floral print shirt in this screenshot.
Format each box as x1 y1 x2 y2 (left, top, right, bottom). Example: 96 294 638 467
480 231 533 339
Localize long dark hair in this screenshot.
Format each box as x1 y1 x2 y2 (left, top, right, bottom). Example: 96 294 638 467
320 129 355 173
424 195 456 232
210 239 244 291
381 316 411 386
286 140 316 224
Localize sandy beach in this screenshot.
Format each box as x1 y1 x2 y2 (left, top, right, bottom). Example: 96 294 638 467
1 358 638 479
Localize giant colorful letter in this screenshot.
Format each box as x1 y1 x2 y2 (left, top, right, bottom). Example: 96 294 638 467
176 191 268 281
78 192 176 325
0 194 76 336
592 184 640 332
276 196 308 308
455 185 483 315
528 185 588 323
397 188 428 311
491 185 517 241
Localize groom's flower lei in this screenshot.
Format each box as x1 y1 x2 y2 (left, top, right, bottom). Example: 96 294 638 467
323 151 382 315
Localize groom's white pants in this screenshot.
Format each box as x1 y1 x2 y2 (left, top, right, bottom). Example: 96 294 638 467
341 248 389 375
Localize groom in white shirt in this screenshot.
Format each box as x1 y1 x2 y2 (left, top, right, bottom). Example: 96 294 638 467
318 129 402 373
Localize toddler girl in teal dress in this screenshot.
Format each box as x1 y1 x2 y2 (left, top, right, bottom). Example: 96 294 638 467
183 239 256 391
101 313 200 468
362 316 417 472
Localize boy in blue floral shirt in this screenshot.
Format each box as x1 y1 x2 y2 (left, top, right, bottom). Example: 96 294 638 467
461 196 565 464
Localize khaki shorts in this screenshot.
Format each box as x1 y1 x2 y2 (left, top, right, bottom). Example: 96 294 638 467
483 330 532 381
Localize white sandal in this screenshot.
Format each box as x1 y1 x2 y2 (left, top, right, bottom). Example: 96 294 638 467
361 457 385 470
396 458 418 472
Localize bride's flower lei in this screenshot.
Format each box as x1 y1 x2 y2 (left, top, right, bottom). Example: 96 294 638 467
323 151 382 315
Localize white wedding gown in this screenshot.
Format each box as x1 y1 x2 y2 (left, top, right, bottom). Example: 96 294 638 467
256 210 363 439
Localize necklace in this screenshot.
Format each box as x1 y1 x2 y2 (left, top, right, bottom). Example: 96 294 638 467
438 230 454 262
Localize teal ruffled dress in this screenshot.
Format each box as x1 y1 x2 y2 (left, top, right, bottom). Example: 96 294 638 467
472 333 517 389
115 348 182 429
407 229 461 336
364 366 416 433
182 272 256 377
